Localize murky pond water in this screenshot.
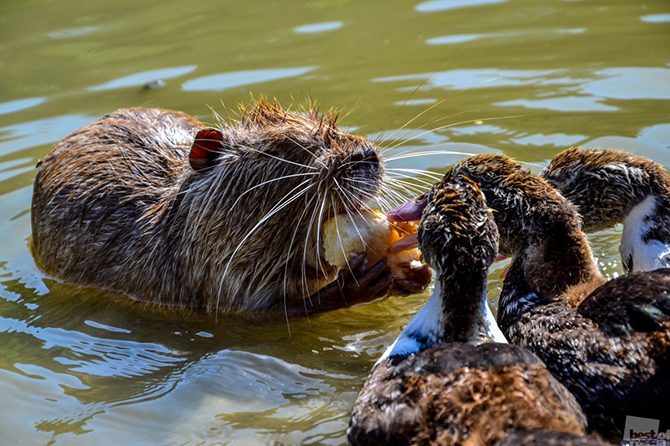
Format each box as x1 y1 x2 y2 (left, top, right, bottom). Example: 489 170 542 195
1 0 669 444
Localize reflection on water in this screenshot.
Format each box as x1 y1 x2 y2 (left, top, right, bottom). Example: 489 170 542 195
415 0 506 13
495 96 618 112
182 67 316 92
48 26 101 40
1 0 669 443
294 22 344 34
89 66 197 91
0 98 47 116
641 13 670 23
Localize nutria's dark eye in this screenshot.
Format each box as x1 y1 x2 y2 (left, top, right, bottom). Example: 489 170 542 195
189 128 224 172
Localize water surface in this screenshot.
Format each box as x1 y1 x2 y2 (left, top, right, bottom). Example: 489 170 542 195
1 0 669 444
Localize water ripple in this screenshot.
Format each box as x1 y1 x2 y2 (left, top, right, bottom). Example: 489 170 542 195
0 98 46 116
182 67 315 92
294 22 343 34
416 0 505 13
88 66 197 91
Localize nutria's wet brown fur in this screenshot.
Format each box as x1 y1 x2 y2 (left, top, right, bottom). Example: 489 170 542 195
31 100 395 314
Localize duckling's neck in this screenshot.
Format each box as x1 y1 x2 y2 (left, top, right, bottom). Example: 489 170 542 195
497 212 604 330
620 194 670 272
379 269 506 362
521 218 601 297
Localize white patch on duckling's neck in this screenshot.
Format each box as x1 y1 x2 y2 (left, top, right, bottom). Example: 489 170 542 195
377 282 444 364
481 297 507 344
621 195 670 272
377 282 507 364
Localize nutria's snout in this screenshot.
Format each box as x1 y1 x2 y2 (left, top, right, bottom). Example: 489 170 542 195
350 146 378 164
342 144 383 199
348 146 381 185
315 135 384 212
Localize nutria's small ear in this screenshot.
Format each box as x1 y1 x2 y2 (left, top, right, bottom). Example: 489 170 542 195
189 128 224 171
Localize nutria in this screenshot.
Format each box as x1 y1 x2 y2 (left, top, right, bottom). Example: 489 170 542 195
31 100 429 315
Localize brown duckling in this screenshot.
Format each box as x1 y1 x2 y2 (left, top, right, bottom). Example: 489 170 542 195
443 154 670 442
542 147 670 272
348 177 596 446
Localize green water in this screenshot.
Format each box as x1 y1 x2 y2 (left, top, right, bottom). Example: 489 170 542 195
1 0 669 444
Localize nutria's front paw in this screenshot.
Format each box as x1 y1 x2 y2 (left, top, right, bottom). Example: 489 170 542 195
391 262 432 295
313 254 393 308
345 254 395 301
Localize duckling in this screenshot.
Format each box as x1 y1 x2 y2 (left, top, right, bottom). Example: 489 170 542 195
542 147 670 272
445 154 670 442
348 177 596 446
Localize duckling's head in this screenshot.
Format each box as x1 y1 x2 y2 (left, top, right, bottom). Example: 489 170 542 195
419 177 499 279
380 176 504 359
447 154 524 188
541 147 670 231
542 147 670 272
445 154 575 257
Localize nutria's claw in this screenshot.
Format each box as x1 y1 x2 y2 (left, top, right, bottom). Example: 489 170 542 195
338 255 393 301
312 254 393 309
391 262 432 295
350 258 393 299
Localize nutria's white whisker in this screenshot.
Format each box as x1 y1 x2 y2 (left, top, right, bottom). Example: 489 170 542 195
385 177 437 196
340 181 378 216
345 180 394 212
283 194 315 333
380 97 453 150
314 189 330 284
377 188 403 210
385 150 475 162
385 177 428 198
373 60 458 147
216 180 314 312
283 196 316 322
342 177 374 185
334 179 369 251
301 192 323 307
285 135 329 170
285 135 319 160
340 159 379 169
380 182 411 207
387 167 443 181
189 170 226 242
387 174 438 191
386 174 442 191
242 144 318 171
331 195 359 290
342 177 391 206
384 115 527 152
230 172 319 213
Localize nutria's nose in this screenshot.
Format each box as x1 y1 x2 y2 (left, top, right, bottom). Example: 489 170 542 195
350 146 379 165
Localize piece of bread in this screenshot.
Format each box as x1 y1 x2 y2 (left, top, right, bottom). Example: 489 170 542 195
322 210 423 277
